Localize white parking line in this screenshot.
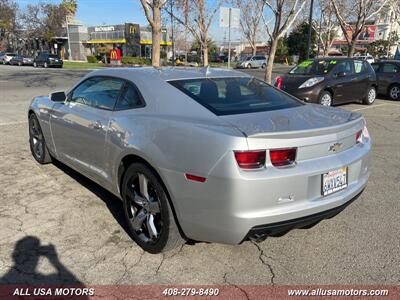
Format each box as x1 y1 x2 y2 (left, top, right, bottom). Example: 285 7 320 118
351 103 398 111
0 121 27 126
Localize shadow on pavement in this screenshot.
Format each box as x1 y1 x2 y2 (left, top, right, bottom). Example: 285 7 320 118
0 236 86 286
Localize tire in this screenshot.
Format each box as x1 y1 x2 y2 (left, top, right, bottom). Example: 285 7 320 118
363 86 376 105
29 114 52 164
388 84 400 101
319 91 332 106
44 62 48 68
261 63 266 69
246 64 252 69
121 163 185 253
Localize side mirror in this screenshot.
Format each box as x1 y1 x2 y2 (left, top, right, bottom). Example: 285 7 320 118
336 71 347 77
50 91 66 102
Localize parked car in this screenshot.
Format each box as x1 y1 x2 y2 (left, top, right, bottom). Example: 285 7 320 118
9 55 34 66
33 53 63 68
355 55 375 64
28 67 371 253
236 55 267 69
371 60 400 100
1 53 16 64
275 57 377 106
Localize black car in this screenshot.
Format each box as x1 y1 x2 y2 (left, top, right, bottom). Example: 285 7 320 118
275 57 377 106
33 53 63 68
371 60 400 100
9 55 34 66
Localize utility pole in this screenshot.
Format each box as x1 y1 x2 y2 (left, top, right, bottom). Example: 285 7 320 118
170 0 175 66
306 0 314 59
66 16 72 60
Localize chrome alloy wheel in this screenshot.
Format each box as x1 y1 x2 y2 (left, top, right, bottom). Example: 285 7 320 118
126 173 162 243
367 87 376 103
29 116 44 159
390 86 400 100
320 93 332 106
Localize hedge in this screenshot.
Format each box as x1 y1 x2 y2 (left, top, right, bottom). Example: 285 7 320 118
86 55 98 63
121 56 151 65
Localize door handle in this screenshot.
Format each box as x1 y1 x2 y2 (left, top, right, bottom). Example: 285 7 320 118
89 120 102 130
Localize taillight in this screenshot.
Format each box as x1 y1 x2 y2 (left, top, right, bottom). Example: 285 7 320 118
269 148 297 167
275 76 282 89
356 126 369 144
234 150 266 169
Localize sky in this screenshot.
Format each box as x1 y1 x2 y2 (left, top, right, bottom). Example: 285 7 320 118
16 0 246 44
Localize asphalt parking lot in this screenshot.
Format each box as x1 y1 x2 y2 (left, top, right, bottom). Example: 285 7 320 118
0 65 399 285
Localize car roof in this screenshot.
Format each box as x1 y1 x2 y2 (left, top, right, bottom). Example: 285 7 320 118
374 60 400 64
89 67 250 81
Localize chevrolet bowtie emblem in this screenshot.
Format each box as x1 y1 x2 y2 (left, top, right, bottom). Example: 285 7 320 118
329 142 342 152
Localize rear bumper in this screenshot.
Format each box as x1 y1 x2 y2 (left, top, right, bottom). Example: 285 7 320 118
244 189 363 242
163 138 371 245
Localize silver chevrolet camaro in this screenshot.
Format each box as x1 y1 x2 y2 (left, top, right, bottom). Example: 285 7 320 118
28 67 371 253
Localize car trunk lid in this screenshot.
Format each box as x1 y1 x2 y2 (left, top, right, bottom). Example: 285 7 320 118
220 104 364 161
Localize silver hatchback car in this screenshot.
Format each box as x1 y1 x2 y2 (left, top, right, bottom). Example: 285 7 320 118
28 67 371 253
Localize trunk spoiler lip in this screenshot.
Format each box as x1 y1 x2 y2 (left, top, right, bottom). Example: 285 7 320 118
245 115 365 139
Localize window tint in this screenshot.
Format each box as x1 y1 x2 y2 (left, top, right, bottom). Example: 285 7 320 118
354 60 364 73
115 83 144 110
169 77 303 116
334 61 353 75
382 63 399 73
70 77 124 110
49 54 58 58
371 63 380 72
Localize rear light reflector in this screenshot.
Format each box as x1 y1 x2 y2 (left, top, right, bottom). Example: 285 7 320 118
234 150 266 169
275 76 282 89
269 148 297 167
185 173 207 182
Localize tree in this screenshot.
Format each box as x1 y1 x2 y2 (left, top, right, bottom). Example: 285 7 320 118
190 38 218 59
261 0 307 83
0 0 19 50
330 0 389 57
316 0 337 56
140 0 169 67
287 21 317 60
172 0 223 66
367 40 390 58
235 0 265 56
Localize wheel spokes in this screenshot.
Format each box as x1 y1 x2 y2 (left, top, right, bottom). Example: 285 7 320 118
138 173 149 200
146 214 158 239
131 208 147 231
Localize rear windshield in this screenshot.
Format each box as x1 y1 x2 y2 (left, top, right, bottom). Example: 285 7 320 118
289 60 339 75
168 77 302 116
49 54 59 58
6 53 16 56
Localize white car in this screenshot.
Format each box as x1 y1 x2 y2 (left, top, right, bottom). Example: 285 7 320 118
356 55 375 64
1 53 16 64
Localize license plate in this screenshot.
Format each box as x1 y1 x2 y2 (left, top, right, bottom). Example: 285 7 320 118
322 167 347 196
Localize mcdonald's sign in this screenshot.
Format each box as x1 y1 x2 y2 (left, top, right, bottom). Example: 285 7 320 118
110 48 121 61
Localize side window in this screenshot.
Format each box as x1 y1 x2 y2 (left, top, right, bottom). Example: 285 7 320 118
371 63 380 72
114 82 145 110
335 61 353 75
354 60 364 73
382 63 399 73
70 77 124 110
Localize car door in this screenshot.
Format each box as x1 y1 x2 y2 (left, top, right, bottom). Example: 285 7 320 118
352 60 371 98
377 63 399 93
50 76 124 181
330 60 355 103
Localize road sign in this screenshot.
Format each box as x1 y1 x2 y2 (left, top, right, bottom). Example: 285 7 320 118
219 7 240 29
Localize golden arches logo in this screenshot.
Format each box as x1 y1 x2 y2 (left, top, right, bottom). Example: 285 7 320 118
129 26 136 34
110 50 118 60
